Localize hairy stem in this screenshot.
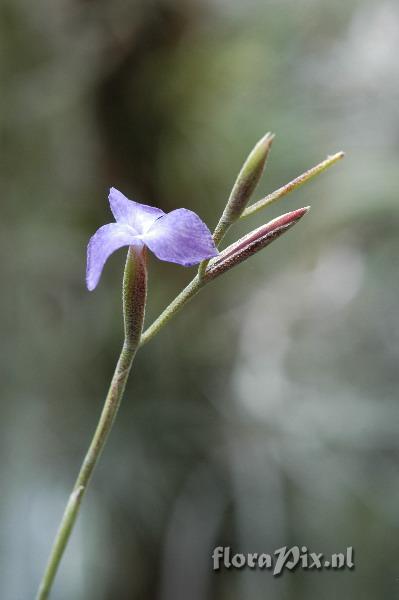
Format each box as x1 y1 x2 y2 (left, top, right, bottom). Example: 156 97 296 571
140 275 204 346
36 248 147 600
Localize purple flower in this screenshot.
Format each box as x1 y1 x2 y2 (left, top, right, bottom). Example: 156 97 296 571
86 188 218 290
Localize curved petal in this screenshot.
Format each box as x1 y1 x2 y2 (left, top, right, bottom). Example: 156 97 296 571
86 223 140 290
109 188 164 233
141 209 218 266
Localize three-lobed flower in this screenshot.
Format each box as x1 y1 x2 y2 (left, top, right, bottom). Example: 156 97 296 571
86 188 218 291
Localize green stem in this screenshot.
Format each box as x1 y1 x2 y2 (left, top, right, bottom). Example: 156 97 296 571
36 248 147 600
140 275 204 347
197 222 226 279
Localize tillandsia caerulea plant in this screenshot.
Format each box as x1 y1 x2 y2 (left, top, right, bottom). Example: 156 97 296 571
36 133 344 599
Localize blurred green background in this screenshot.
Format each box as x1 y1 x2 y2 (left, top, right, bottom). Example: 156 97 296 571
2 0 399 598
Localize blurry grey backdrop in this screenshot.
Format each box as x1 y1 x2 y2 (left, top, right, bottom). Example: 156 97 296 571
2 0 399 598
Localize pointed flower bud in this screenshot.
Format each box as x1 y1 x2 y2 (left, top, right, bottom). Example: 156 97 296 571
204 207 309 282
213 133 275 244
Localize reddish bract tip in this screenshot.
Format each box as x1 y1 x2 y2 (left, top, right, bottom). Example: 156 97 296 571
205 206 310 281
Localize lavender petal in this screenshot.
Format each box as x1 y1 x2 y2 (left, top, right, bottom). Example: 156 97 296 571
141 209 218 266
86 223 139 290
109 188 164 233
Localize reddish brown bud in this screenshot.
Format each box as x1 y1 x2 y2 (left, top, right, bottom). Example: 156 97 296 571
204 207 309 281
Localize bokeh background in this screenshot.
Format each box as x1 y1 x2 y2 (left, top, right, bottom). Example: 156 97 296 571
2 0 399 598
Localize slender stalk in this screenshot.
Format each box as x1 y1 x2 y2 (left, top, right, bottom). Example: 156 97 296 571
36 248 147 600
241 151 344 218
140 275 204 347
